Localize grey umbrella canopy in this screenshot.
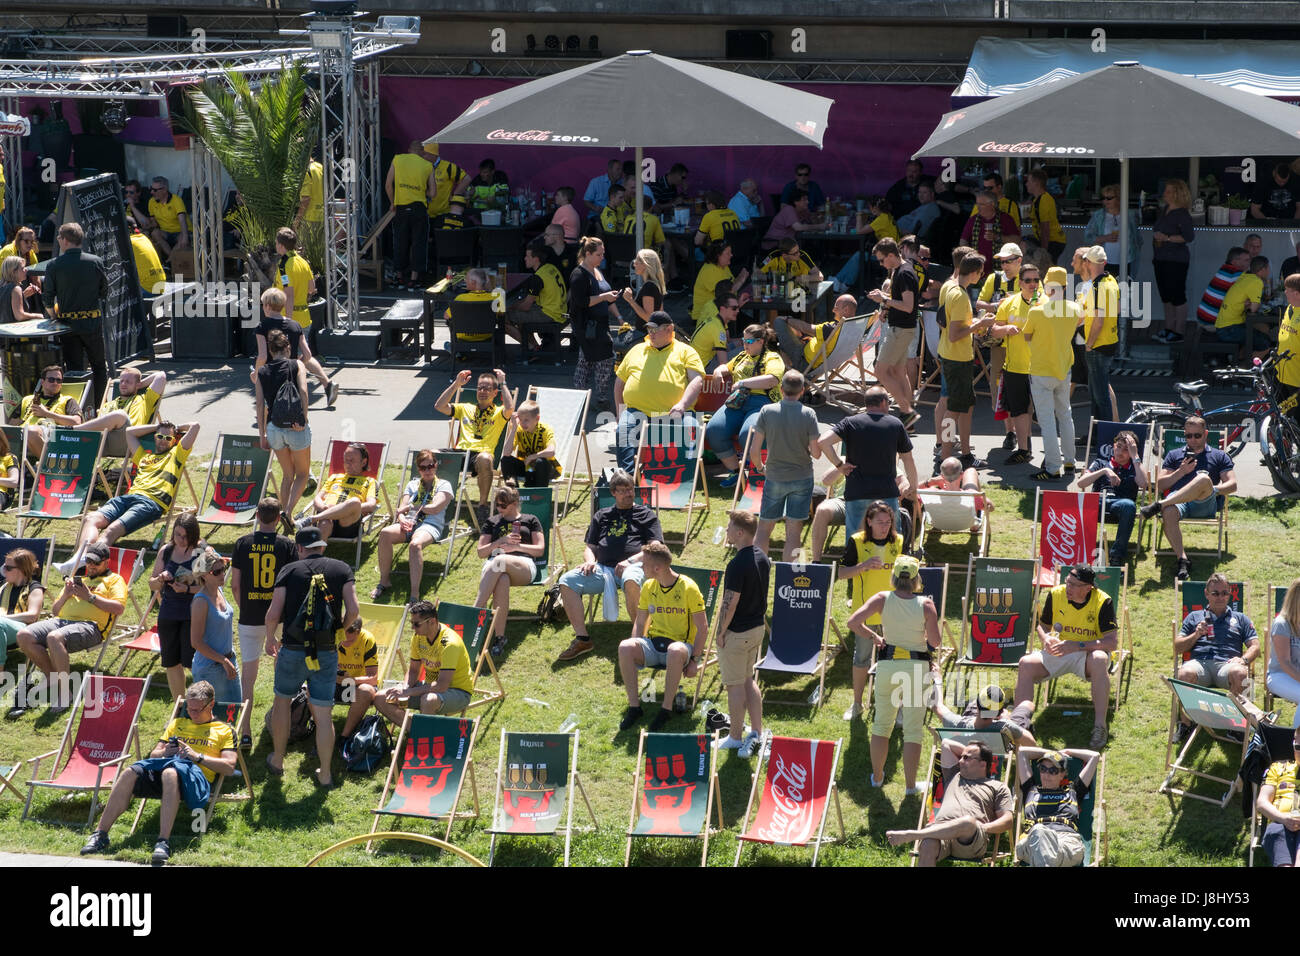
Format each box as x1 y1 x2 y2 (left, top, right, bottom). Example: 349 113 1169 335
430 50 833 249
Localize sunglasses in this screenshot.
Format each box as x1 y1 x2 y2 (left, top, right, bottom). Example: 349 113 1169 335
1102 194 1118 200
44 376 63 383
417 463 437 471
1022 278 1040 285
743 338 759 344
1038 764 1062 774
1 564 15 572
1185 432 1205 439
476 384 498 391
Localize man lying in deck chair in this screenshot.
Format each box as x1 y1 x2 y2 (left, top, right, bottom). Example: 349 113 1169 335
918 456 993 531
885 737 1015 866
75 367 166 434
297 441 378 541
80 679 235 866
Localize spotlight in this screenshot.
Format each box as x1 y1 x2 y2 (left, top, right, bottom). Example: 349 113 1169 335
101 100 128 135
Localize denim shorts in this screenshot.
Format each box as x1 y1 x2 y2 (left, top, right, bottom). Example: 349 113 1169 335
273 646 339 707
759 476 814 521
267 423 312 451
129 756 212 811
97 494 165 535
633 636 673 668
1176 495 1218 520
559 562 645 595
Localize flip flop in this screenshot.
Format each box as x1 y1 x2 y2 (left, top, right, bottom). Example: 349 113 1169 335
370 584 391 601
264 754 284 776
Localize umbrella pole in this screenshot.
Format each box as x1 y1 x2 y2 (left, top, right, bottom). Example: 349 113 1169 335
1118 157 1130 361
635 145 645 256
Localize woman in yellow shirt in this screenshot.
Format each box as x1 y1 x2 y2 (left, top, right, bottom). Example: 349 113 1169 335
693 239 750 322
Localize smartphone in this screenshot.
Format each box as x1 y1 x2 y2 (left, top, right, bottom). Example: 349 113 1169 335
69 576 81 588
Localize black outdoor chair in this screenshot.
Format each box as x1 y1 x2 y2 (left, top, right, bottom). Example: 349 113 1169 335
479 227 525 272
431 227 479 274
602 232 637 285
447 297 505 367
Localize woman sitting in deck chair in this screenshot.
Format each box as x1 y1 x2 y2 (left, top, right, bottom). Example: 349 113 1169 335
1014 746 1099 867
474 482 545 658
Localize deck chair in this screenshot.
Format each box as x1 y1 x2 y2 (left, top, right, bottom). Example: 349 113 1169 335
489 486 565 627
914 308 943 407
913 727 1015 866
304 437 394 568
194 433 272 529
1012 752 1108 866
486 729 597 866
435 599 504 711
730 429 766 514
919 563 957 667
951 556 1040 697
625 730 722 866
1246 720 1295 866
16 427 104 538
0 536 53 592
1148 426 1229 559
755 561 837 709
357 207 394 291
1170 579 1250 708
1160 676 1251 808
1047 564 1133 712
733 735 845 866
94 545 157 670
1030 489 1105 587
22 673 151 825
0 760 21 800
808 314 874 410
1265 585 1286 712
527 385 595 519
590 482 656 517
353 601 408 685
113 430 202 515
0 424 31 510
633 419 708 543
95 377 164 461
917 488 990 560
129 697 253 836
422 449 475 578
369 712 480 847
1083 418 1150 468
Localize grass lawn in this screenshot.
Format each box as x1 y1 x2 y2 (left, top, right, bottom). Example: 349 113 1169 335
0 455 1295 867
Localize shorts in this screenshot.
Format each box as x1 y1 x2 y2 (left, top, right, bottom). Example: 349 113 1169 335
817 495 845 526
266 423 311 451
191 658 242 706
96 494 165 536
940 358 975 413
878 324 918 366
1182 656 1241 688
718 625 764 686
938 823 989 862
129 756 212 811
22 617 103 655
468 451 494 475
559 562 646 596
759 476 813 522
0 489 11 512
328 517 361 539
1217 324 1273 350
1039 648 1090 681
273 645 339 707
334 678 373 705
417 686 472 715
1152 258 1189 306
1015 825 1085 867
870 658 929 744
1263 821 1300 867
1176 495 1218 520
633 635 680 669
1002 370 1032 417
157 617 195 669
852 631 876 668
237 623 265 666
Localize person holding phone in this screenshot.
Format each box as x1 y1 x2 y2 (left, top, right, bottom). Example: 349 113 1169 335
1078 429 1149 565
474 482 545 657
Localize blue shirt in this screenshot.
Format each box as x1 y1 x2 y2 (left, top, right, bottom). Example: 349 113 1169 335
781 179 825 211
728 190 764 224
1180 608 1258 664
583 173 620 208
897 201 941 237
1161 446 1233 498
1086 457 1139 502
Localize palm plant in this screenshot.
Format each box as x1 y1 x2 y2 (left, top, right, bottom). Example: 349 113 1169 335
181 63 320 288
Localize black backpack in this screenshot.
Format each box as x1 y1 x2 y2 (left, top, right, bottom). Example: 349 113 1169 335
270 360 306 429
343 714 392 773
263 685 315 743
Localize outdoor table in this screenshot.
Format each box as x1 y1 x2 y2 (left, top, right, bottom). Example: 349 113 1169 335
0 317 71 418
747 279 835 324
422 272 532 364
799 227 869 294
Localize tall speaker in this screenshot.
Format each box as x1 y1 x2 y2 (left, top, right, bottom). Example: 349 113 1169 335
725 29 773 59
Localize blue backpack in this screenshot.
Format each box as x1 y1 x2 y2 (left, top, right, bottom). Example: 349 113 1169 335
343 715 392 773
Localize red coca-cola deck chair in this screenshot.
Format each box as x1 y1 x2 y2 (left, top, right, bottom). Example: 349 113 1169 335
22 674 151 825
626 730 722 867
1043 564 1133 714
633 420 709 546
485 729 596 867
1030 489 1105 587
733 736 845 867
368 712 480 850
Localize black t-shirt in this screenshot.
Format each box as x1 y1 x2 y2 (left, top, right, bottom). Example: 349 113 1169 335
651 176 679 206
275 554 355 648
256 315 304 360
585 504 663 567
1021 776 1091 833
568 266 614 362
1282 256 1300 281
1038 590 1118 635
233 530 297 626
257 358 298 415
547 246 576 278
482 511 543 546
1252 178 1298 219
724 545 770 633
831 411 913 501
886 262 920 328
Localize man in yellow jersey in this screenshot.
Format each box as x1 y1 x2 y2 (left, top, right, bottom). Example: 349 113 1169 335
127 219 166 296
1077 246 1121 421
1014 565 1118 749
690 289 737 371
614 311 705 472
1278 274 1300 417
694 191 740 247
435 366 515 512
58 420 201 574
8 362 83 459
989 262 1042 467
616 540 707 732
334 617 380 743
296 157 325 230
74 367 166 458
385 141 435 290
937 253 997 465
1026 168 1066 262
599 183 629 234
377 600 474 719
299 441 378 540
774 292 855 375
420 141 469 219
272 226 315 330
146 176 189 261
507 240 566 348
1216 254 1274 359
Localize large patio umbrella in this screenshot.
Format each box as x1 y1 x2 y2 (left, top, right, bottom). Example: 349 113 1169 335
913 60 1300 356
430 50 834 251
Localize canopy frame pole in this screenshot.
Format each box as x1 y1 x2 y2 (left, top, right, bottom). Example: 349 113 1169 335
1118 156 1130 361
635 144 644 254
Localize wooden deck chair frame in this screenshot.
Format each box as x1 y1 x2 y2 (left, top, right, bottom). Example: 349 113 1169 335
16 427 105 539
1010 751 1109 866
367 710 480 849
22 674 151 825
633 419 709 544
733 736 845 867
1159 675 1251 808
624 729 723 867
194 432 273 530
1265 585 1285 712
1147 425 1229 560
305 436 395 569
354 600 409 686
432 599 505 711
1246 719 1294 867
485 485 566 626
755 561 838 710
486 729 597 867
113 430 202 516
1039 564 1133 714
912 726 1016 867
0 424 32 511
1029 488 1107 587
0 760 21 801
421 448 475 580
949 555 1041 699
685 565 733 708
1168 578 1252 711
525 385 595 520
807 314 874 410
917 488 991 560
729 428 766 516
129 696 253 836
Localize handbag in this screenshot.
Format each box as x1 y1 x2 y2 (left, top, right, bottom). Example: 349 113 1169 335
724 386 752 410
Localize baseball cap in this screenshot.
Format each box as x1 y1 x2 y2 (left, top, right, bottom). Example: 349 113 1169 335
1069 565 1097 585
422 140 440 154
1044 266 1070 288
892 555 921 582
296 527 327 550
84 542 111 564
1037 749 1068 771
996 243 1023 260
976 684 1006 718
644 310 674 330
1082 245 1108 264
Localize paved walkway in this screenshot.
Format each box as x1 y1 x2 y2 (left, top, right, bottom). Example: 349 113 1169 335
0 851 137 867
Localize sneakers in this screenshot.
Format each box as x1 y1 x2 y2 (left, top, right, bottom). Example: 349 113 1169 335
618 706 644 731
326 381 340 407
1006 449 1033 465
301 477 317 499
556 638 594 662
649 708 672 731
1029 469 1061 482
901 411 922 431
80 830 110 855
1001 432 1017 450
715 734 745 751
151 838 170 865
1176 557 1192 582
294 514 314 530
54 556 77 578
278 511 296 536
1174 722 1191 746
718 471 740 489
959 454 987 470
1140 500 1164 520
490 634 508 658
738 730 763 759
842 702 864 721
1151 329 1170 343
1089 724 1108 749
904 783 928 796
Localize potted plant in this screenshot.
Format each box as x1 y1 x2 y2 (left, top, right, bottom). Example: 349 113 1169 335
1224 193 1250 226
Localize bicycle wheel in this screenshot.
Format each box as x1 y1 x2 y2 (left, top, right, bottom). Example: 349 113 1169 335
1262 414 1300 494
1202 412 1255 460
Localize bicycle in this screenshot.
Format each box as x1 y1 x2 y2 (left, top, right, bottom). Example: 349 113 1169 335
1125 350 1300 493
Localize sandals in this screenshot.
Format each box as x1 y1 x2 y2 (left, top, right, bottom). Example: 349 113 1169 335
370 583 391 601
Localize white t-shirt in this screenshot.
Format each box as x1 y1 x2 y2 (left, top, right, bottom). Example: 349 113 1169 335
403 478 454 533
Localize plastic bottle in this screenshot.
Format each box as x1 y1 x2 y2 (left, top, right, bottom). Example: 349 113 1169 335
558 713 578 733
523 697 551 708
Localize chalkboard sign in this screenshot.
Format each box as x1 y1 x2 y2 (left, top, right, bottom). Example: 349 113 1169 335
55 173 148 365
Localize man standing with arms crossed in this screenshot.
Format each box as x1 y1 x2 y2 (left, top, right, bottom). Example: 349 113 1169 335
712 510 769 758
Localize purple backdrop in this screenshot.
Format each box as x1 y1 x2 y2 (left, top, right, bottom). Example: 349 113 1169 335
381 76 953 202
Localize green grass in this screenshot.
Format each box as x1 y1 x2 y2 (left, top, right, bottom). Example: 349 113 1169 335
0 459 1295 867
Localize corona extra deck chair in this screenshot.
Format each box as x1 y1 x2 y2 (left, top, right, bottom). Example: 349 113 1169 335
1160 676 1252 808
371 713 480 846
22 674 151 825
1012 752 1108 866
486 729 596 866
734 736 845 867
1030 489 1104 587
1148 426 1229 559
526 384 595 519
755 562 836 709
435 599 503 710
1048 564 1133 712
633 418 708 542
195 433 272 529
914 727 1014 867
308 437 394 568
625 730 722 866
918 488 990 560
952 556 1039 697
16 427 104 537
